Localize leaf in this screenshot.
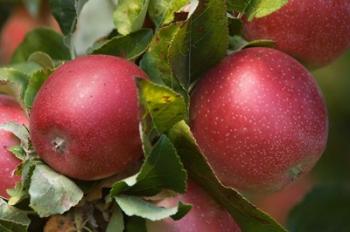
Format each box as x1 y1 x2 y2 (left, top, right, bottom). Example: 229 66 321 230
287 184 350 232
169 0 229 89
228 0 288 20
113 0 150 36
49 0 88 35
11 28 70 64
0 123 29 149
137 79 187 133
8 146 26 161
114 195 189 221
140 23 181 88
27 52 55 70
0 199 30 232
229 35 275 52
148 0 189 27
29 164 83 217
91 29 153 60
106 207 124 232
8 159 41 206
168 121 286 232
0 67 29 101
111 135 187 196
23 69 51 110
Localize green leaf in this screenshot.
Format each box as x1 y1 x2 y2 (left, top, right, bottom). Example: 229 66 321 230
29 164 83 217
168 121 286 232
137 79 187 133
140 23 181 88
23 69 51 110
8 159 41 206
0 199 30 232
0 123 29 149
113 0 150 36
287 185 350 232
169 0 229 89
11 28 70 64
115 195 189 221
0 67 29 101
229 36 275 52
106 207 124 232
91 29 153 60
49 0 87 35
111 135 187 196
148 0 189 27
8 146 26 161
228 0 288 20
27 52 55 70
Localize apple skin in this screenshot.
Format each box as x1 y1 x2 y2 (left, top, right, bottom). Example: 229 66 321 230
243 0 350 68
30 55 147 180
252 175 313 225
147 181 241 232
0 95 28 198
190 47 328 192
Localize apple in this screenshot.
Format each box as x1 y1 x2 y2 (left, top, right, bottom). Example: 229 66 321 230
190 47 328 192
147 181 241 232
30 55 147 180
252 175 313 225
243 0 350 68
0 7 39 63
0 6 60 64
0 95 28 198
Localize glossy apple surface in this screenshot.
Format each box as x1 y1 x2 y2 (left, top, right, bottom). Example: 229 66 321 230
147 181 241 232
0 95 27 198
190 47 328 192
243 0 350 68
30 55 147 180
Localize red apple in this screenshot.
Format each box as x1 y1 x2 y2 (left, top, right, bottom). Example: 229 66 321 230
0 7 39 63
147 181 241 232
190 47 328 192
0 95 28 198
0 6 60 64
243 0 350 68
252 175 314 225
30 55 147 180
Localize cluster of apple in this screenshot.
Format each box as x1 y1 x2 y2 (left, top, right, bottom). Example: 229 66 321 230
0 0 349 231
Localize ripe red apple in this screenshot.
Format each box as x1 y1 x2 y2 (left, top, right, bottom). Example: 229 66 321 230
190 47 328 192
147 181 241 232
243 0 350 68
0 6 60 64
30 55 147 180
252 175 314 225
0 95 28 198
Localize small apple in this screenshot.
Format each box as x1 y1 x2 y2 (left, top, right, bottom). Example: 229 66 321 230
190 47 328 192
0 6 60 64
30 55 147 180
147 181 241 232
0 7 39 63
243 0 350 68
0 95 28 198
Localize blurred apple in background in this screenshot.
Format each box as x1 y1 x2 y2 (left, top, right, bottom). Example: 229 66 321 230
0 4 60 64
